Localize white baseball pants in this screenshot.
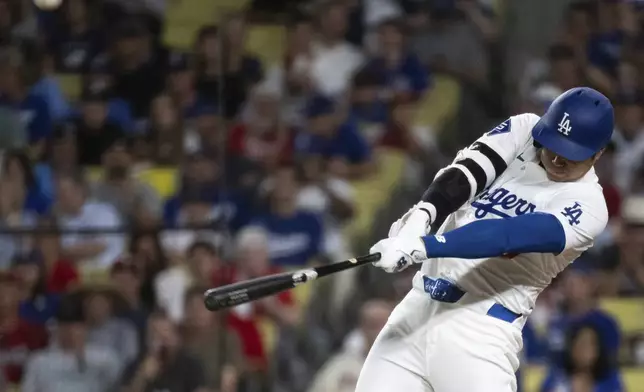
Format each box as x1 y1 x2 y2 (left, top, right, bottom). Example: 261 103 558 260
354 288 523 392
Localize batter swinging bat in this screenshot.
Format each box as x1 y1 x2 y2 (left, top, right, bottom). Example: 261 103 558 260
203 253 382 311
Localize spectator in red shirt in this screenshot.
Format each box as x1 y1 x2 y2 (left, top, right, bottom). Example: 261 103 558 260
0 272 48 384
34 218 79 293
229 87 293 170
226 226 300 372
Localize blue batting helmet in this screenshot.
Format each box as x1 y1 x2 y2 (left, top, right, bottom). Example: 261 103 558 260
532 87 614 161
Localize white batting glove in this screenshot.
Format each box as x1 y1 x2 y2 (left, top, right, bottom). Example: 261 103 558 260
388 202 436 238
370 236 428 273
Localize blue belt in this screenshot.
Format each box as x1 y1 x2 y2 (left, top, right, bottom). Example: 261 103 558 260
422 276 522 324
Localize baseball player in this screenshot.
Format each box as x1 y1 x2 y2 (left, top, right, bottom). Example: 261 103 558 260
354 87 614 392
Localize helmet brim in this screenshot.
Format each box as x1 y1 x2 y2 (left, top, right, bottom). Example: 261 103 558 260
531 120 597 162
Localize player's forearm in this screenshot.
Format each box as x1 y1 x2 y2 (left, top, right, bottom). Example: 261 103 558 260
421 213 566 259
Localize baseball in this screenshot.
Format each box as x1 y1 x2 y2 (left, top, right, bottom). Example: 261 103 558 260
33 0 63 10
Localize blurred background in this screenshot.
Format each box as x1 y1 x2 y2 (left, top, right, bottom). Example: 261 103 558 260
0 0 643 391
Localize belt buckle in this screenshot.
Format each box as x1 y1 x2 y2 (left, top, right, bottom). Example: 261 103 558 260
423 277 463 303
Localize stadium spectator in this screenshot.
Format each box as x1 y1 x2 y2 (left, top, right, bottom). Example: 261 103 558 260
55 172 125 270
100 18 168 121
128 231 167 309
0 50 52 153
253 164 324 266
194 22 262 120
163 153 247 233
2 149 50 214
0 271 48 384
110 259 149 348
165 52 204 122
12 250 63 326
226 226 300 372
182 286 245 392
154 241 223 322
91 139 162 226
296 95 374 179
34 124 79 201
47 0 104 74
67 84 125 166
541 324 624 392
310 1 364 98
409 0 489 86
28 47 73 122
122 310 208 392
349 68 389 145
230 86 291 170
296 153 355 261
544 261 621 366
32 217 80 293
82 287 139 367
262 15 315 127
367 18 430 101
597 196 644 296
0 167 37 269
22 296 122 392
184 103 222 155
307 299 393 392
613 93 644 193
143 93 184 165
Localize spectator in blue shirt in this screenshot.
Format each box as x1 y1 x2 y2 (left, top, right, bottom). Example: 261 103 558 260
251 164 324 267
0 59 52 153
295 95 373 179
2 149 51 215
541 323 624 392
12 251 60 327
367 18 430 101
350 68 389 145
546 259 621 366
163 153 250 231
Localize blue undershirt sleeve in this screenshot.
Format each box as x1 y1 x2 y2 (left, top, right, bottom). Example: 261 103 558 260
421 213 567 259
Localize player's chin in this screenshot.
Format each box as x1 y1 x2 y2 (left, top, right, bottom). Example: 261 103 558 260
545 168 571 182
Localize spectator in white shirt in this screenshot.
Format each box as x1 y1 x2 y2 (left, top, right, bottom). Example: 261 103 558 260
55 172 125 271
310 1 365 97
307 299 393 392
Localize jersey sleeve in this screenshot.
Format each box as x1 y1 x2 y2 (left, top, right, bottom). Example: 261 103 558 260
439 113 539 200
543 188 609 253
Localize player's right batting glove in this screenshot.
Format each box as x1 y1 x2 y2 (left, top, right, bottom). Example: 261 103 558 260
370 236 427 273
388 202 435 238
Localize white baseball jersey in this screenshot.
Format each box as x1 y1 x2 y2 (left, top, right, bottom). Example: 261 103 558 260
411 113 609 317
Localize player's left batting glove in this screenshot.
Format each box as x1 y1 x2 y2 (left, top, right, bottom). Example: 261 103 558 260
370 236 427 273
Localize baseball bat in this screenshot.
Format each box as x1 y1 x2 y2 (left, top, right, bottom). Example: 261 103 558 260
204 252 381 311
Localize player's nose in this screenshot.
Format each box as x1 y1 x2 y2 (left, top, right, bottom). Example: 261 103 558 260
551 154 567 167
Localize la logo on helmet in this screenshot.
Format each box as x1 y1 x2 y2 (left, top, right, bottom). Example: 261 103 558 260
557 112 572 136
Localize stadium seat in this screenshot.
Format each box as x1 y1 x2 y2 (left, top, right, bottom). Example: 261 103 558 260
162 0 250 50
599 297 644 335
55 74 82 101
258 317 278 355
345 148 405 244
86 167 178 199
413 75 461 131
522 365 546 392
246 25 286 67
623 367 644 391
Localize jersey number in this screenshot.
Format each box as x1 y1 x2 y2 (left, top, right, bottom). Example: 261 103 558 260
561 202 583 226
486 119 511 136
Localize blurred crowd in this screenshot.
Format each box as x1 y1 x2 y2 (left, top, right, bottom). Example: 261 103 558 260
0 0 642 391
